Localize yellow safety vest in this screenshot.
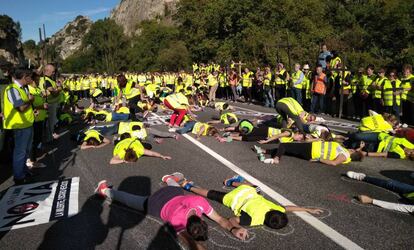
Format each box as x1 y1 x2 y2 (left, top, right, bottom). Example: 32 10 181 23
275 69 287 86
116 107 130 114
291 70 303 89
222 185 285 226
113 138 145 159
242 72 253 87
311 141 351 164
372 77 386 99
123 80 140 100
220 112 238 125
39 76 60 103
2 83 34 129
84 129 102 143
118 122 148 139
359 115 393 132
277 97 304 116
382 79 401 106
401 74 414 102
377 133 414 159
267 128 293 143
165 93 189 109
208 74 218 87
28 85 47 122
264 72 272 86
191 122 209 136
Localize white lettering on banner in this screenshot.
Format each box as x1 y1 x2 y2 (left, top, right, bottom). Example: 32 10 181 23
55 180 68 218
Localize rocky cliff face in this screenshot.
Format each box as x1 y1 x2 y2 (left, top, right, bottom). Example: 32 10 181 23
110 0 178 35
48 15 92 60
0 15 25 65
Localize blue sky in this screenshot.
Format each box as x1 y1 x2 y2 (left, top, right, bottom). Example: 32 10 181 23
0 0 119 42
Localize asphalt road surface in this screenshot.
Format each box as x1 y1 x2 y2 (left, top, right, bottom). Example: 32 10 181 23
0 101 413 250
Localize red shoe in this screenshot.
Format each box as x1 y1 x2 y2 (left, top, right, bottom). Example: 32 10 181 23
94 180 109 199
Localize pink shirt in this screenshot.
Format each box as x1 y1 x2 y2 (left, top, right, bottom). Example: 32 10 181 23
160 195 214 233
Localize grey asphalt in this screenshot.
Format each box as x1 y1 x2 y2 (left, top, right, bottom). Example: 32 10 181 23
0 101 413 250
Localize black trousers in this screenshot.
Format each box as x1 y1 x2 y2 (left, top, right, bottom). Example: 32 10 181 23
270 142 312 160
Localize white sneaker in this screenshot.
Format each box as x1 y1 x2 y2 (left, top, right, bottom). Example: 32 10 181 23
168 128 177 132
263 158 275 164
346 171 366 181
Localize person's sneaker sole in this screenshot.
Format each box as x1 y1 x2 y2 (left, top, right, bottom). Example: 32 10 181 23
162 172 184 183
94 180 108 198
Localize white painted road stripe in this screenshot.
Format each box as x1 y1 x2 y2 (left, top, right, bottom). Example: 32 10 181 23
182 134 363 250
151 113 363 249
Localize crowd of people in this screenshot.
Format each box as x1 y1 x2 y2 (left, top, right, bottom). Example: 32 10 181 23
0 45 413 248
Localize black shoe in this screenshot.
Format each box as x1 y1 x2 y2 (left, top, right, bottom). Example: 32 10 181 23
14 178 26 186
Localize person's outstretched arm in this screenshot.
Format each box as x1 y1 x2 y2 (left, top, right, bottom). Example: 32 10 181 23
207 210 249 241
359 195 414 214
285 206 323 215
143 149 171 160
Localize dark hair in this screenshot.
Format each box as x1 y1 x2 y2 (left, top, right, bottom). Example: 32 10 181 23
11 67 32 80
186 215 208 241
131 125 142 130
367 64 375 70
350 151 364 162
222 103 229 110
120 133 131 140
117 74 128 88
264 210 288 229
86 137 101 146
124 148 138 162
207 127 219 137
227 116 237 124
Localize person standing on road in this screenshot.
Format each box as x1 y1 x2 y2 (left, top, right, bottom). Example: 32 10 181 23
2 67 35 185
318 44 332 70
39 64 62 142
310 65 327 114
290 63 304 105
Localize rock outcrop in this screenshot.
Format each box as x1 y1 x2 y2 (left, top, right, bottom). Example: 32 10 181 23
110 0 178 35
0 15 25 65
48 15 92 60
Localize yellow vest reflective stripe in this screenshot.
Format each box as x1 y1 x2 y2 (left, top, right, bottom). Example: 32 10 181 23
220 113 238 125
359 115 393 132
28 85 47 122
377 133 414 159
191 122 209 136
275 69 287 85
382 79 401 106
277 97 304 116
2 83 34 129
92 88 103 98
222 185 285 226
113 138 145 159
291 70 303 89
311 141 351 164
267 127 281 138
118 122 147 139
84 129 102 143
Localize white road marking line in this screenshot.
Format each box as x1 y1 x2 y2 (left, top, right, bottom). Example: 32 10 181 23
182 134 363 250
150 112 363 249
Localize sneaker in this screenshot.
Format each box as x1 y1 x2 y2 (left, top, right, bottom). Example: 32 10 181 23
168 128 177 133
346 171 366 181
258 153 265 162
223 175 245 187
95 180 109 199
162 172 185 184
253 145 264 154
263 158 275 164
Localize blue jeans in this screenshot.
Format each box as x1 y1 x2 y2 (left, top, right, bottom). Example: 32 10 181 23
89 123 119 136
311 93 325 113
13 126 33 180
263 86 274 107
176 121 196 134
346 132 379 151
364 176 414 195
111 113 129 121
291 88 302 105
